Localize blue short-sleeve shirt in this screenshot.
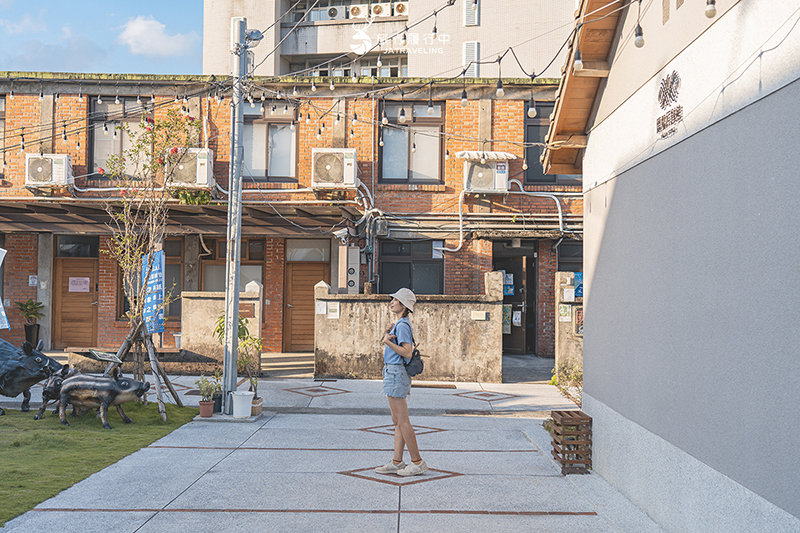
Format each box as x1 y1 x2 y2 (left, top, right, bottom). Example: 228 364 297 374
383 316 413 365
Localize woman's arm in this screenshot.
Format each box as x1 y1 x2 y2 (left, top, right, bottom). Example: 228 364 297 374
384 337 413 360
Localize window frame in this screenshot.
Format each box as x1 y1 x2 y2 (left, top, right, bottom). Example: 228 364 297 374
117 237 184 320
89 97 153 179
524 102 581 185
200 237 266 292
379 239 444 295
242 103 298 183
379 101 445 184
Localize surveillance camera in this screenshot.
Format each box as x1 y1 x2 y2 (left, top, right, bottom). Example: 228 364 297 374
333 228 348 242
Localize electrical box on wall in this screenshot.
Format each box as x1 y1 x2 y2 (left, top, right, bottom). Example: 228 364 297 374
347 246 360 294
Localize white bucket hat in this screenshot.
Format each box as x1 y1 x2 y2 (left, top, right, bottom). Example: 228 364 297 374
390 288 416 312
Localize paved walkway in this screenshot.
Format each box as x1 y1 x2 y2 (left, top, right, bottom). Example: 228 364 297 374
2 375 664 532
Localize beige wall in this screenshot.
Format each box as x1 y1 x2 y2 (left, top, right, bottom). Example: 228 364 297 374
314 271 503 382
554 271 582 374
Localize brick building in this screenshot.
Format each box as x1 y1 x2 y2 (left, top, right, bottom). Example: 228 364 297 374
0 73 582 358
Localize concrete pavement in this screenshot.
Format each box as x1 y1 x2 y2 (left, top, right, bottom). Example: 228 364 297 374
2 372 664 532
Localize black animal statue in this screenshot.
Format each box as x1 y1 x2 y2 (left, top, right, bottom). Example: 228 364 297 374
0 338 63 415
59 367 150 429
34 365 80 420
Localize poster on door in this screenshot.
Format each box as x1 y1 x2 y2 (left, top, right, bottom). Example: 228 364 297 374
142 250 165 334
502 305 512 334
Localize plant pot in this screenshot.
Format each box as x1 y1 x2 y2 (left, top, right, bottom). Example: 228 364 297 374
212 392 223 413
231 390 254 418
251 396 263 416
24 324 40 346
198 400 214 418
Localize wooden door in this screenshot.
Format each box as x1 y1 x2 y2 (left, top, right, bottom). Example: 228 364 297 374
283 261 330 352
53 258 98 349
495 257 526 355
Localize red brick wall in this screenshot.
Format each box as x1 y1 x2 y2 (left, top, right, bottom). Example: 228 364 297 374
0 233 39 345
537 240 557 357
262 238 285 352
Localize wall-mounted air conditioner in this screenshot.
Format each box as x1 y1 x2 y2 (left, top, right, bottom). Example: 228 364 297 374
393 2 409 16
312 148 358 189
349 4 370 18
327 6 347 19
167 148 215 188
463 160 509 193
25 154 74 188
371 3 392 17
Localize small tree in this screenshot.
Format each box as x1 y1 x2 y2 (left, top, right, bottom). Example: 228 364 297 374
214 314 262 400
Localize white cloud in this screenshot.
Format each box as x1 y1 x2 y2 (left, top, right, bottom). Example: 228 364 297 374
0 13 41 34
117 15 198 58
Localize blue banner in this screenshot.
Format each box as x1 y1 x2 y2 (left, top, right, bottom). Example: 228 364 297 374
0 248 8 330
142 250 165 334
575 272 583 298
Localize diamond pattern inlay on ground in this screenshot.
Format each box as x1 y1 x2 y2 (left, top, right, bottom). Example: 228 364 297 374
338 466 462 487
453 390 519 402
284 386 350 397
358 424 447 436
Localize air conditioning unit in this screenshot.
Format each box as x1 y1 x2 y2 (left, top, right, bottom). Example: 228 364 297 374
167 148 215 188
349 4 370 18
371 3 392 17
327 6 347 19
25 154 74 188
393 2 409 16
312 148 358 189
463 160 509 193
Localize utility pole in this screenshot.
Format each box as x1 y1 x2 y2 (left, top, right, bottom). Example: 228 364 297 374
222 17 261 415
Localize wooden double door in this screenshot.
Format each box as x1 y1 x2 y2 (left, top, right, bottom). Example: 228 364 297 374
283 261 330 352
53 257 98 349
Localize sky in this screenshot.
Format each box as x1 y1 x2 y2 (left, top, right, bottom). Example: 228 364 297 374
0 0 203 74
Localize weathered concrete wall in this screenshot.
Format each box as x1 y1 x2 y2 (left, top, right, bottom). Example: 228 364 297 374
181 282 263 362
315 272 503 382
554 271 583 375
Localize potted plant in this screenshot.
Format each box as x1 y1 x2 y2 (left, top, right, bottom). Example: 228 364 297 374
195 375 216 417
211 368 223 413
214 313 263 415
15 298 44 346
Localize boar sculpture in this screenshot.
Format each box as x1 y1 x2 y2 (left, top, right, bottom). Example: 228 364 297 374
34 364 80 420
59 368 150 429
0 338 63 415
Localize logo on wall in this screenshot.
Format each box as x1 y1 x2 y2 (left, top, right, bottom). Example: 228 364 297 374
350 17 374 56
656 70 683 138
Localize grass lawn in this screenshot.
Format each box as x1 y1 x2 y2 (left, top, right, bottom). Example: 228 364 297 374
0 402 198 526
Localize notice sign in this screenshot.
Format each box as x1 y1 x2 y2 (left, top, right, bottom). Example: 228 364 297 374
142 250 165 334
69 277 90 293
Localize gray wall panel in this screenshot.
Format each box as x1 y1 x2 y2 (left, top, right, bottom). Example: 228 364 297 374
584 78 800 518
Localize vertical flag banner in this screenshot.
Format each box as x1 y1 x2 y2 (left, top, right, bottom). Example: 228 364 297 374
142 250 165 334
0 248 8 330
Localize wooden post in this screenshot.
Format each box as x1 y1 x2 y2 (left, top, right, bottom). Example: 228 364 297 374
144 336 167 422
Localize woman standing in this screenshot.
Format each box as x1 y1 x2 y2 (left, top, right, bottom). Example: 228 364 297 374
375 288 428 477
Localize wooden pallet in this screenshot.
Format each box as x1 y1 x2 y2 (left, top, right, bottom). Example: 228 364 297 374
550 410 592 475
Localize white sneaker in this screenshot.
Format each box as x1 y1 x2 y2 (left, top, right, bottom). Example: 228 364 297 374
396 460 428 477
375 461 406 475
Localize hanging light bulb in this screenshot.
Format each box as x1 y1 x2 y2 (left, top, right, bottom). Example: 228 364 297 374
316 129 321 140
495 79 505 98
78 90 82 102
329 80 335 91
461 89 468 107
352 71 358 83
379 132 384 147
271 104 276 115
480 156 486 165
136 94 141 104
260 92 266 102
321 121 325 132
103 123 108 135
522 159 528 170
335 114 340 125
9 89 14 99
427 98 434 115
292 85 298 96
175 93 180 103
401 32 407 47
705 0 717 18
182 94 188 104
97 94 103 104
411 142 416 153
283 104 289 114
382 109 388 125
306 113 311 124
350 129 354 139
113 128 118 140
471 0 478 11
311 80 317 91
377 54 383 68
54 92 60 101
259 102 264 113
445 149 450 160
573 47 584 72
62 130 67 142
399 107 406 123
76 139 81 150
290 121 295 130
527 97 537 118
249 94 255 108
432 16 438 39
634 23 644 48
352 112 358 126
38 91 43 101
115 94 120 105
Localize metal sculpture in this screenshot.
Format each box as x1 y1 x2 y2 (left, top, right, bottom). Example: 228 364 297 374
0 338 62 415
59 367 150 429
34 365 79 420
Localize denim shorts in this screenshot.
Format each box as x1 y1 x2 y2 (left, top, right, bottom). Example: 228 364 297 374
382 364 411 398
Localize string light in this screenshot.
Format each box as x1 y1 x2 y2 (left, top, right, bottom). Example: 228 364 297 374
445 149 450 160
471 0 478 11
78 82 82 102
382 109 388 125
461 89 468 107
290 121 295 130
431 13 438 39
311 80 317 91
398 107 406 123
573 47 584 72
377 54 383 68
705 0 717 18
427 98 434 115
352 112 358 126
316 129 321 140
306 113 311 124
527 97 537 118
284 104 289 114
379 132 384 147
103 123 108 135
335 114 340 125
496 79 504 98
522 159 528 170
330 80 335 91
634 23 644 48
97 94 103 105
271 103 276 115
292 85 298 96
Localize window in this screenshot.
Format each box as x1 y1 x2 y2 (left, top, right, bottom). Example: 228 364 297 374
118 238 183 319
379 240 443 295
380 102 443 183
524 103 555 184
463 42 479 77
90 98 151 178
558 241 583 272
242 103 296 182
0 97 4 179
55 235 99 258
360 56 408 78
286 0 351 23
202 237 265 292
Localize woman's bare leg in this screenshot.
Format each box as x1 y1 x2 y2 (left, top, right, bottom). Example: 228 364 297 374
388 396 421 463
